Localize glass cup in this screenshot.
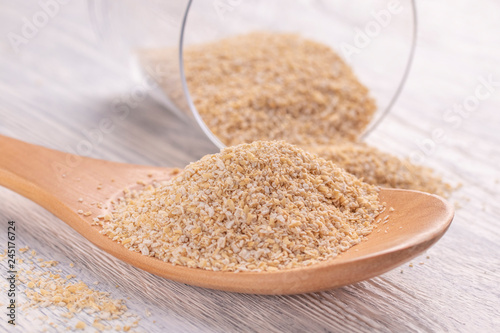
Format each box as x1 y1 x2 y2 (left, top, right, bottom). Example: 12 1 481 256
88 0 417 148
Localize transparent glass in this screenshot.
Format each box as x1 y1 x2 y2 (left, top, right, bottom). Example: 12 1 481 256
89 0 417 148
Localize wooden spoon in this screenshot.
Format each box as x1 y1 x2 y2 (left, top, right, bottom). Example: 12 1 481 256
0 135 454 295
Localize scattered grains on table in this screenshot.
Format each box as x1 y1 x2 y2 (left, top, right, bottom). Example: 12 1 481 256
100 141 383 272
0 246 140 332
23 268 129 319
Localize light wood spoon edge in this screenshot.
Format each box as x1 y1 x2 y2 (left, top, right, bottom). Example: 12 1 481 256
0 135 454 295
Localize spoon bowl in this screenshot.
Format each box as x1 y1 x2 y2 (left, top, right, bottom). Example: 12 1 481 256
0 135 454 294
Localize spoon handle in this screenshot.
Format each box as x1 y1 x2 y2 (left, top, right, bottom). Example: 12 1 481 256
0 134 170 212
0 135 68 204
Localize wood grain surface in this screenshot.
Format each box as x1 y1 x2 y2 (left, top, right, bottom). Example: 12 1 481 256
1 1 499 332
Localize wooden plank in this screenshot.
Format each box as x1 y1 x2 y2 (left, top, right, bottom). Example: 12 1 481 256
0 0 499 332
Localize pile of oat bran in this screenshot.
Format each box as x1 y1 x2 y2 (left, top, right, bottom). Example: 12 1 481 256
184 32 376 146
139 31 451 195
141 32 376 146
102 141 383 272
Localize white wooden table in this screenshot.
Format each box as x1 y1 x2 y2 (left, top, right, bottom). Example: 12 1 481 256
1 1 499 332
